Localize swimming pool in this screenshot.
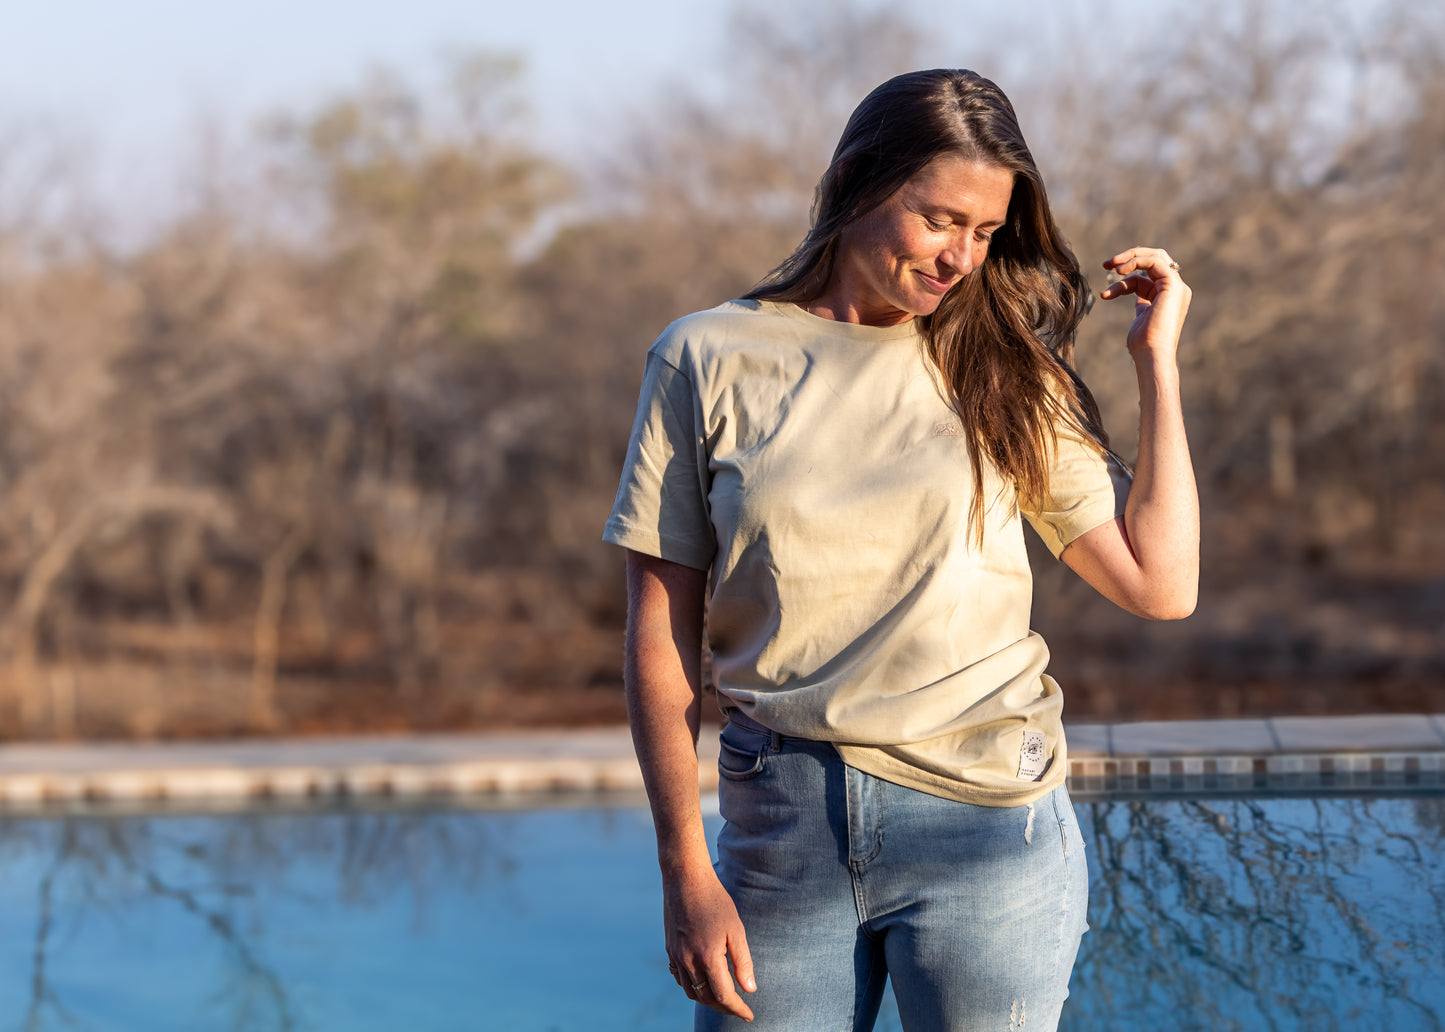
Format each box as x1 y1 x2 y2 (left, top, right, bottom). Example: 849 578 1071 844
1 791 1441 1030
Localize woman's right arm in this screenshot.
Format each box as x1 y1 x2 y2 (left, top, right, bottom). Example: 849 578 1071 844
624 549 757 1021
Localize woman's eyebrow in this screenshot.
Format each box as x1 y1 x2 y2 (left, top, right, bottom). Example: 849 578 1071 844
929 205 1008 228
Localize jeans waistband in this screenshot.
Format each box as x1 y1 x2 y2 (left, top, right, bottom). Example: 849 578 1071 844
724 707 823 752
725 707 773 736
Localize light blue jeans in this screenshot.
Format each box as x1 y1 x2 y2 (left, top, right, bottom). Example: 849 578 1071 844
700 711 1088 1032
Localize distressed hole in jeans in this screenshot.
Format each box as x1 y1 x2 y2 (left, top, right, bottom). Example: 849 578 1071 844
1023 802 1035 844
1010 996 1026 1030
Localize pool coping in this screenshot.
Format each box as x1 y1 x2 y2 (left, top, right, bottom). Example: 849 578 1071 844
0 714 1442 811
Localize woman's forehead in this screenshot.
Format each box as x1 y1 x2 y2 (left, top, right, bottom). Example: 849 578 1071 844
906 156 1014 218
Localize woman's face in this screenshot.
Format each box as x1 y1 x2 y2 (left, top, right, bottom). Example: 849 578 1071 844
825 155 1014 326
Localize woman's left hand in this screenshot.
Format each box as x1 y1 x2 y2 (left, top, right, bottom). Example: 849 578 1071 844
1100 246 1191 360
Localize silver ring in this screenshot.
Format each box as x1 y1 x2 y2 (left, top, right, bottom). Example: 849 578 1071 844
1168 261 1180 271
692 981 708 992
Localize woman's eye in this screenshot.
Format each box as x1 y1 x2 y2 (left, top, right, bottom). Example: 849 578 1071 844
924 216 949 231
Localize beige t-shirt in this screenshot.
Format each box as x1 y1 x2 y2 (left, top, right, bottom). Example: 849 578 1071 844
604 299 1131 806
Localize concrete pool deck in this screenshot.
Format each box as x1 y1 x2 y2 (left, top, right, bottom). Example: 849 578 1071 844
1 714 1443 811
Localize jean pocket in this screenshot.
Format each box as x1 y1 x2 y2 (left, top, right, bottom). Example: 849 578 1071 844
717 719 770 781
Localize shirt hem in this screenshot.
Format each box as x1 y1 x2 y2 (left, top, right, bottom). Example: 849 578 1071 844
1037 501 1128 559
834 737 1070 808
602 519 714 571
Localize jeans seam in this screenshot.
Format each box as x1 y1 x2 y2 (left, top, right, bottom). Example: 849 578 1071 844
847 769 885 869
1048 788 1079 1002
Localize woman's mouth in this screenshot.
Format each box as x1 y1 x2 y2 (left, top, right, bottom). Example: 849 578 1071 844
915 270 954 294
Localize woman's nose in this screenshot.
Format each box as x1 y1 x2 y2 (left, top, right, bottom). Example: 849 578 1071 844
939 239 979 277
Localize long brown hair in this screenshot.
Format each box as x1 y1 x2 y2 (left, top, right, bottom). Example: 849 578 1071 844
746 69 1112 539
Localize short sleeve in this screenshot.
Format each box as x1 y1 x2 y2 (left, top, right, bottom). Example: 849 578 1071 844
1021 427 1133 559
602 352 716 570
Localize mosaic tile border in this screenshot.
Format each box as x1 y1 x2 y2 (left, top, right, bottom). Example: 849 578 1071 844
1066 752 1445 800
1 716 1442 812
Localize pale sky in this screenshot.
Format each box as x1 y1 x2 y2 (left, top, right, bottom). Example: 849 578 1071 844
1 0 750 146
2 0 1135 153
0 0 1157 237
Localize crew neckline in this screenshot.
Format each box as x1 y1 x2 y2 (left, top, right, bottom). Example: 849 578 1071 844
751 299 923 342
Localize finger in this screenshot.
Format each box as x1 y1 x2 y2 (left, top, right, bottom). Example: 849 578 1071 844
729 927 758 994
1100 273 1155 301
1102 246 1156 272
704 953 755 1021
1103 247 1179 279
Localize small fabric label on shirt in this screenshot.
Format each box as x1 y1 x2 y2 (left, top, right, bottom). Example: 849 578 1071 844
1018 730 1048 781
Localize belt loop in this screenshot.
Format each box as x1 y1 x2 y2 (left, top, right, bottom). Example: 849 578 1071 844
769 726 782 754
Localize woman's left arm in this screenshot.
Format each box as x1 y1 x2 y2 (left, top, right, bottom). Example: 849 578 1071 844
1060 246 1199 621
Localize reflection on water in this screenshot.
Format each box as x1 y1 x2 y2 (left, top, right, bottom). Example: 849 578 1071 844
0 795 1441 1031
1063 796 1445 1032
0 805 669 1032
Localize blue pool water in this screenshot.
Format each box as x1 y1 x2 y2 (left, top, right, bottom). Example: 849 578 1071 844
1 793 1442 1031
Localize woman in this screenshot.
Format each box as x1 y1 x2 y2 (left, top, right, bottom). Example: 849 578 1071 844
604 69 1196 1031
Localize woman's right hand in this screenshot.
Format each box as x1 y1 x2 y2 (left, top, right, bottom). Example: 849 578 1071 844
623 550 758 1020
664 868 757 1021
